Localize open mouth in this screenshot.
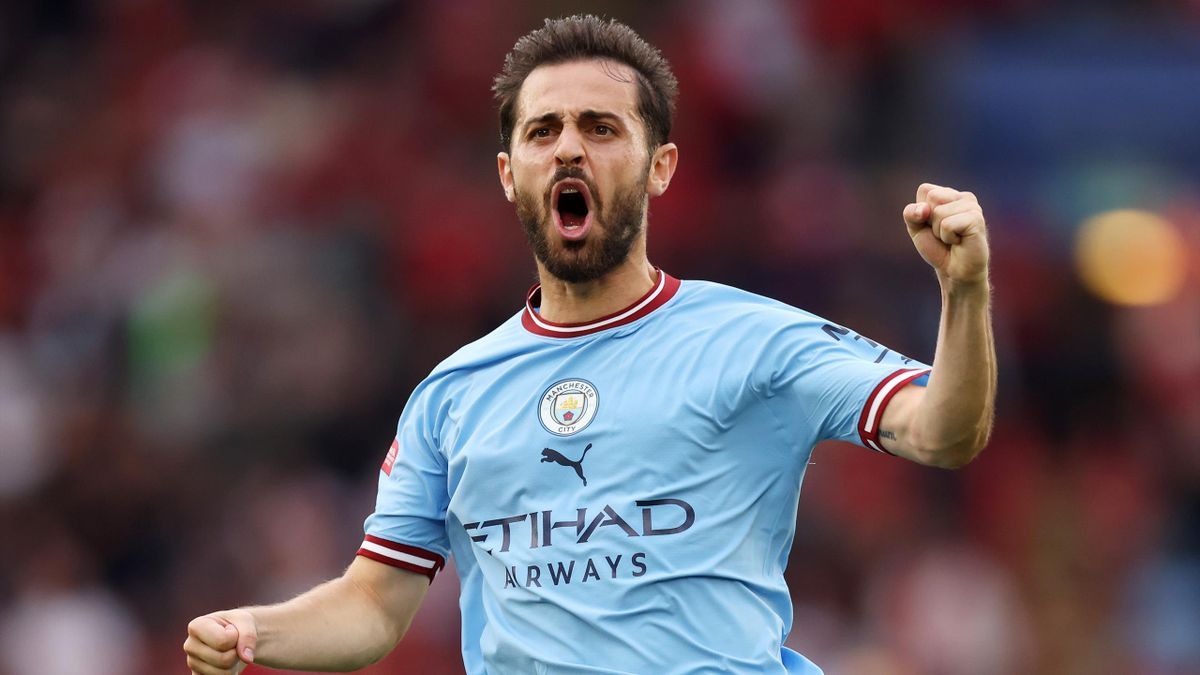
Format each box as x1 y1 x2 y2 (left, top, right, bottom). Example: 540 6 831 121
551 179 594 241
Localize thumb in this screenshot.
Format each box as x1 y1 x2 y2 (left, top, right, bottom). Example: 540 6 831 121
903 202 930 230
234 620 258 664
218 609 259 664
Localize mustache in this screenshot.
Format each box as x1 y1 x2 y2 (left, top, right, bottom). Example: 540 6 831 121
547 167 597 198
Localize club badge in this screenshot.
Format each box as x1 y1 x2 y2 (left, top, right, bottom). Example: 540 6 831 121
538 379 598 436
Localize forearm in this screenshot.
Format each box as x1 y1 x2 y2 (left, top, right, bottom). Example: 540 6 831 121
912 277 996 465
881 183 995 467
247 572 406 671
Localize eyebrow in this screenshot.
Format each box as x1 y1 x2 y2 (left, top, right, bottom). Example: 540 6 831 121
520 109 623 131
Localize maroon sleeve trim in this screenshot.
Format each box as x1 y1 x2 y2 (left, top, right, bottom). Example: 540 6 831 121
356 535 446 581
856 368 931 454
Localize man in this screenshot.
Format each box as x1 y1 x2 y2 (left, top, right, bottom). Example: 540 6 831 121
184 15 994 675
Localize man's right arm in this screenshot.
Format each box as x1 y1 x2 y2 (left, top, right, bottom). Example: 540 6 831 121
184 556 430 675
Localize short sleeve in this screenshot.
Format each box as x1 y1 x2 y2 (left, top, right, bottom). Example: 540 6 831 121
760 315 931 455
358 379 451 581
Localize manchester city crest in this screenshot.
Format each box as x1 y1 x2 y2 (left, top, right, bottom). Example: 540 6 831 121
538 379 598 436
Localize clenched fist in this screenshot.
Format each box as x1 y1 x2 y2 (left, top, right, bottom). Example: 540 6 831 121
183 609 257 675
903 183 990 285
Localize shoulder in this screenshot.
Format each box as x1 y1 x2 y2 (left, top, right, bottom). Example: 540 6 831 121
673 278 831 332
424 310 530 385
666 279 859 372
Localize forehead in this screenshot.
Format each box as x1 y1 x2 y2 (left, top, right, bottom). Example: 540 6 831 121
515 59 641 124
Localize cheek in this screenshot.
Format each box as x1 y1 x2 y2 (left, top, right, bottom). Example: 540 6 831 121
511 157 548 190
604 161 646 196
509 172 541 200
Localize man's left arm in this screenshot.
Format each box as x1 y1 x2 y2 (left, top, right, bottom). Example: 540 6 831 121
878 183 997 468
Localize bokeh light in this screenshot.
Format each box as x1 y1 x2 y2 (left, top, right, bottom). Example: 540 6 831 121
1074 209 1188 306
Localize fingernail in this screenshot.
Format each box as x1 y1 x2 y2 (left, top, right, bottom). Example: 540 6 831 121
244 647 255 661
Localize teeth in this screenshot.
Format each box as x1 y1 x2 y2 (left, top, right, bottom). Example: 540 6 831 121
562 188 578 194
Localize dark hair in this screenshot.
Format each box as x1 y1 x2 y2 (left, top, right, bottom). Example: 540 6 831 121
493 15 678 152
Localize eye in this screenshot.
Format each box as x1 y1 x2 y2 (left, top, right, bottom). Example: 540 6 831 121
532 127 552 139
594 125 612 136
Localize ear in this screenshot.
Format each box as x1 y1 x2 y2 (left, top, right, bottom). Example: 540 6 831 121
645 143 678 198
497 152 515 203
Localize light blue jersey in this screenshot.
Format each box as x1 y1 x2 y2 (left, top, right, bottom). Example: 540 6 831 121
358 272 929 674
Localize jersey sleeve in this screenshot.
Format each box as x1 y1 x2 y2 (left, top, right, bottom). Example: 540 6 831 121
358 379 451 581
759 314 931 454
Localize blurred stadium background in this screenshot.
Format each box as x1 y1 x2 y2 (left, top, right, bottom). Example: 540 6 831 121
2 1 1199 673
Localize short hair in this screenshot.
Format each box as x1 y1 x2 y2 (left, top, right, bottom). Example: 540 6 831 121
493 15 678 152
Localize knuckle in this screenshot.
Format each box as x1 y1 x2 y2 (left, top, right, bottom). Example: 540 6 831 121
188 615 216 635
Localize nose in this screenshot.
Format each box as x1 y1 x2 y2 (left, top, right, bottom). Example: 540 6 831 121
554 125 585 167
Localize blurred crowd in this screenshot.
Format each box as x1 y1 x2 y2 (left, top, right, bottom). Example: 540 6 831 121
2 1 1199 674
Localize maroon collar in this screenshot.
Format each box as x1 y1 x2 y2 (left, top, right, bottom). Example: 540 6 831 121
522 271 681 338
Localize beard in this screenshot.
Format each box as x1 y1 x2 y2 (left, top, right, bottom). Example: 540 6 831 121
515 164 648 284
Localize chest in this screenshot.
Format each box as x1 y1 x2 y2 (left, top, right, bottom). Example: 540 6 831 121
439 344 800 530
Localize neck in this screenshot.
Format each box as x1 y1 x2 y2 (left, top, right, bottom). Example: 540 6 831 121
535 248 656 325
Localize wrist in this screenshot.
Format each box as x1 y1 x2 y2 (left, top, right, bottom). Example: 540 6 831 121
938 273 990 299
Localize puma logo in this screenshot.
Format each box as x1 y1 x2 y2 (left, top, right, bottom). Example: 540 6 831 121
541 443 592 486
